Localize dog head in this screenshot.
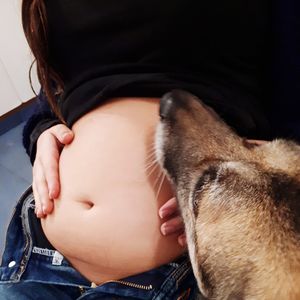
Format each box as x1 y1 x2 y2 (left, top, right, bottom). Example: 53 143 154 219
155 90 300 299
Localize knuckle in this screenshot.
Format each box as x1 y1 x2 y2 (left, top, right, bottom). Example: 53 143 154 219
53 124 68 135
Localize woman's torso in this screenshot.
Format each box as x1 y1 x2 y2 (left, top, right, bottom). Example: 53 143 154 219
41 98 185 284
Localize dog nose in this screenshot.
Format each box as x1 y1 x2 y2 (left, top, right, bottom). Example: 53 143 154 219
160 90 191 120
159 93 174 119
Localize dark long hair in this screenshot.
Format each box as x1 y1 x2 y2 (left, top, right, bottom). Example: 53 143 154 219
22 0 63 119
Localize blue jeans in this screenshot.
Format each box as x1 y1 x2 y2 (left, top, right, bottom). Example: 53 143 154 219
0 187 201 299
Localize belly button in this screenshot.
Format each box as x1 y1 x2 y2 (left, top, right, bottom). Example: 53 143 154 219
82 200 94 209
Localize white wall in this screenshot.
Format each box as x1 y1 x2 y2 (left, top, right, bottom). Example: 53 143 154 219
0 0 40 116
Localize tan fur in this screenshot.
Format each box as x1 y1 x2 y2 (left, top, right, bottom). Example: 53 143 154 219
155 90 300 300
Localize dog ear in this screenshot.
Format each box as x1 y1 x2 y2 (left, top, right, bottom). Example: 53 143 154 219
254 139 300 179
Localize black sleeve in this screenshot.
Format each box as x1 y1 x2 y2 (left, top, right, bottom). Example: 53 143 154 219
22 91 61 164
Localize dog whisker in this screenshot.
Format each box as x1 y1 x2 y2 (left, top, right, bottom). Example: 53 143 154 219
145 163 157 173
145 151 156 162
155 171 166 202
146 142 159 158
145 155 157 167
153 168 163 189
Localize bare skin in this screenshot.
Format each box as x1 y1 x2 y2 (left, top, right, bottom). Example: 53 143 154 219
33 101 186 245
34 98 186 283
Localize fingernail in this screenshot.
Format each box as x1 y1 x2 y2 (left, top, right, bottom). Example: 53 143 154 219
49 185 58 199
159 209 173 219
159 209 166 219
161 224 171 236
62 132 72 139
42 205 47 215
37 209 43 218
49 190 54 199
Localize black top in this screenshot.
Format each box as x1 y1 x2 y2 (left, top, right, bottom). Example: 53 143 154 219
24 0 285 162
46 0 270 135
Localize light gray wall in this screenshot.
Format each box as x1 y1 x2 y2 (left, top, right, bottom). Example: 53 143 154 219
0 0 40 116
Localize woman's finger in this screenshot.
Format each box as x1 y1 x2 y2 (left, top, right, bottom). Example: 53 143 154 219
161 215 184 236
34 163 51 217
49 124 74 145
33 156 53 217
178 233 187 247
39 135 61 200
159 197 178 219
32 164 42 213
32 180 41 215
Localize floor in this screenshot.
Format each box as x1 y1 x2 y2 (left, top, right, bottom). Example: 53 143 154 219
0 122 32 253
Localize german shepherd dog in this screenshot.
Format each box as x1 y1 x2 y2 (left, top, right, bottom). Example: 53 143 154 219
155 90 300 299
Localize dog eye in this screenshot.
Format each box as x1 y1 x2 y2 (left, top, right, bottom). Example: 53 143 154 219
192 196 200 212
192 166 218 216
194 166 218 193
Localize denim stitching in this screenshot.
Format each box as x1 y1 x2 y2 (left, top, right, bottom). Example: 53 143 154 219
175 267 190 289
170 260 189 281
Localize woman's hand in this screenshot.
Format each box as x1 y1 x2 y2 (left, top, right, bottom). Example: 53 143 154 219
33 124 74 218
159 197 187 247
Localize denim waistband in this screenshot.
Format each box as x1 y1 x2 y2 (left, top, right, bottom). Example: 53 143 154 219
0 186 198 299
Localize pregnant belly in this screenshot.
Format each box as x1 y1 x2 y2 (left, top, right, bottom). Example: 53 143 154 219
41 98 185 284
